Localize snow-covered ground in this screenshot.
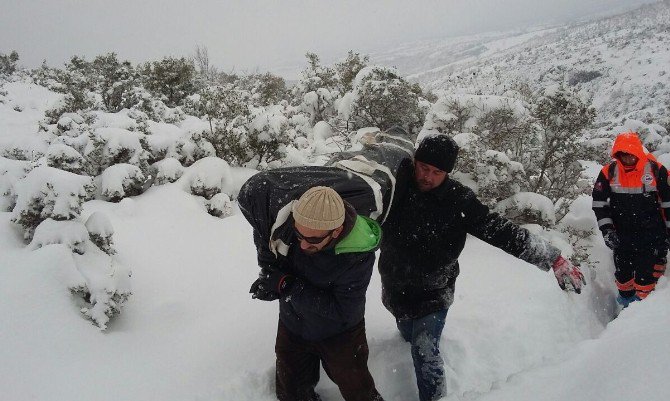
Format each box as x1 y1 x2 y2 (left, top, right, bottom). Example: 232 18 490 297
1 173 668 401
2 3 670 398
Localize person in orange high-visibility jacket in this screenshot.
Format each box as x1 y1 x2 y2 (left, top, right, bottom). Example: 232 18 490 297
592 132 670 307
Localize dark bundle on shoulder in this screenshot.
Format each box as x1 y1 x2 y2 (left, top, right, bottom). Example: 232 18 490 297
238 127 414 267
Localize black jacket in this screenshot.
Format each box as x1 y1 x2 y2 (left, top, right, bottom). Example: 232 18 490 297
239 171 381 341
379 160 559 319
592 159 670 253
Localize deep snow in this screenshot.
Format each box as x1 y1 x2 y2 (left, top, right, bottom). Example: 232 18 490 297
1 177 668 401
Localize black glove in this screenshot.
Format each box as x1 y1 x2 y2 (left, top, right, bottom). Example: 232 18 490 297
263 269 296 295
603 229 620 250
249 268 297 301
249 277 279 301
249 268 280 301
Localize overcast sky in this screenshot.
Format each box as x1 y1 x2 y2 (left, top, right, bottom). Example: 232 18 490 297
0 0 658 78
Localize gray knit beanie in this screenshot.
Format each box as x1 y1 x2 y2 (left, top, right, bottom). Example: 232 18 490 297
292 186 345 230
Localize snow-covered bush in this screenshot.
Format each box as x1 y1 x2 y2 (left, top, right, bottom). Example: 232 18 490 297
69 245 132 330
174 130 217 166
300 88 336 126
29 218 88 254
335 51 369 93
245 106 291 167
55 113 89 137
349 66 426 134
0 157 32 211
91 53 138 113
46 143 86 174
494 192 557 227
11 166 95 240
244 72 287 106
424 98 475 135
291 52 338 103
151 157 184 185
475 150 526 206
140 57 197 107
183 156 233 200
85 211 116 255
474 104 536 163
207 192 233 218
83 128 150 175
100 163 146 202
0 50 19 76
528 87 595 205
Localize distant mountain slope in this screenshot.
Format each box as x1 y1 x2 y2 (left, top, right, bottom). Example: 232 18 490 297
379 1 670 127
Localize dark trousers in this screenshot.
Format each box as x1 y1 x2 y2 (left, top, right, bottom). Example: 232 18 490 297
396 309 448 401
275 319 383 401
614 249 667 299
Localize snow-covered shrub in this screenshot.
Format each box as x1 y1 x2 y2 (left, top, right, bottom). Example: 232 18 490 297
244 72 287 106
101 163 145 202
447 132 527 207
175 130 217 166
90 53 138 113
568 70 602 86
183 85 250 127
291 52 338 103
141 57 197 107
474 105 536 163
151 157 184 185
43 81 96 125
46 143 86 174
184 156 233 200
85 211 116 255
83 128 150 175
0 50 19 76
207 192 233 218
11 166 95 240
300 88 336 126
335 51 369 93
349 66 426 134
55 112 89 137
69 245 132 330
245 106 291 167
0 157 32 211
476 150 526 206
424 98 474 135
494 192 557 227
30 218 88 254
528 87 595 204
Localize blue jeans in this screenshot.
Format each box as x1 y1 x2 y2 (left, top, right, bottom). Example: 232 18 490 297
396 309 448 401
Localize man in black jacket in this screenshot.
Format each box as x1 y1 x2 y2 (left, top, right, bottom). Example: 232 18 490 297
239 184 384 401
379 134 585 401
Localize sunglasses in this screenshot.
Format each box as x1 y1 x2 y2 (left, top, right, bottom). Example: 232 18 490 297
294 228 334 244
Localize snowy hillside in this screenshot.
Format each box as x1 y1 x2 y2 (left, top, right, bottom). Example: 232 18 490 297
1 78 669 401
1 168 669 401
2 2 670 401
378 1 670 128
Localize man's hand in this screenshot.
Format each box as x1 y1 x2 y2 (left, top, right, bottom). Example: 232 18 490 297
603 228 620 250
249 268 296 301
249 268 280 301
552 256 586 294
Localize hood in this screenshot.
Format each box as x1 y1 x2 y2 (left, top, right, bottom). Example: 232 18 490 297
611 132 646 169
335 216 381 254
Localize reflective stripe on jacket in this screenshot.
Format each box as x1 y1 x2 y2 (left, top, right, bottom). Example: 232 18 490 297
592 132 670 251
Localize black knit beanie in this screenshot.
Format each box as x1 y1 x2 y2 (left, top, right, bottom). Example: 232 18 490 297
414 135 459 173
